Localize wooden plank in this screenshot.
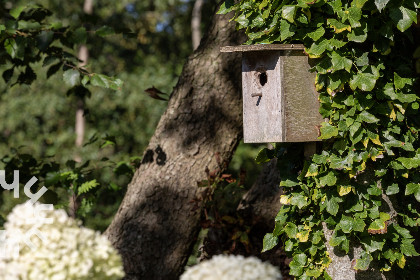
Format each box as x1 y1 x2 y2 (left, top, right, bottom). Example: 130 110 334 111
282 51 324 142
221 44 305 53
242 51 283 143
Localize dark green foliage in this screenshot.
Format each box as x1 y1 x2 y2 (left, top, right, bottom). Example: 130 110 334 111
220 0 420 278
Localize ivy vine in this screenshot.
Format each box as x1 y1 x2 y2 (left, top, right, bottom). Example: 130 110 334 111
220 0 420 278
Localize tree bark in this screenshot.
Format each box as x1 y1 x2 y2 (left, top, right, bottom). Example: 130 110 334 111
105 10 245 280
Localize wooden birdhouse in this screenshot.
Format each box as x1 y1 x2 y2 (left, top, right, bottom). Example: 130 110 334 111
221 44 324 143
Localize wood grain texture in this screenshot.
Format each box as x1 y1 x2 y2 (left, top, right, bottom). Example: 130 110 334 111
221 44 305 52
242 51 283 143
241 49 323 143
282 51 324 142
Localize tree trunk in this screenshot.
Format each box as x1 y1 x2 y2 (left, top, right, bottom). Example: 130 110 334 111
191 0 204 50
105 10 245 280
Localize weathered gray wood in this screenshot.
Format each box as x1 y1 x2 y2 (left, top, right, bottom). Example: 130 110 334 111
240 48 323 143
242 51 283 143
282 51 324 142
221 44 304 52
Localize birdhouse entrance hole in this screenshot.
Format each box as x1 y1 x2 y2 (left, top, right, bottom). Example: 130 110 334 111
259 72 267 86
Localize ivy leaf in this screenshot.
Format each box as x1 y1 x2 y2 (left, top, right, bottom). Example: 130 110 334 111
63 69 80 87
280 20 296 41
350 70 378 91
285 239 294 251
339 215 354 233
284 222 298 238
347 22 368 42
319 122 338 139
343 6 362 27
280 179 299 187
368 219 386 231
400 239 419 256
218 0 236 14
394 72 413 89
290 194 308 209
320 172 337 187
327 18 351 33
353 252 372 270
255 148 275 164
386 184 400 195
262 233 278 252
305 39 329 58
353 218 366 232
389 5 417 32
289 253 307 276
331 52 353 72
358 111 380 123
307 27 325 41
326 196 342 215
281 5 297 23
375 0 391 12
405 183 420 202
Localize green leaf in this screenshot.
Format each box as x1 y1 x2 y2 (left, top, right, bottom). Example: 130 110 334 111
326 196 342 215
386 184 400 195
77 180 99 195
255 148 274 164
353 218 366 232
262 233 278 252
394 72 413 89
279 20 296 41
401 239 419 256
375 0 391 11
331 52 353 72
368 219 386 231
353 252 372 270
389 5 417 32
347 22 368 42
10 6 25 19
327 18 351 33
359 111 380 123
405 183 420 202
290 194 308 209
90 74 110 88
281 5 297 23
63 69 80 87
285 239 294 251
95 26 115 37
319 122 338 139
320 172 337 187
289 253 307 276
350 70 378 91
280 179 299 187
307 27 325 41
217 0 235 14
284 222 298 238
339 215 354 233
72 27 87 44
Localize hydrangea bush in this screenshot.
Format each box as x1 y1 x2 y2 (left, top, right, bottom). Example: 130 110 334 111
0 203 124 280
180 255 282 280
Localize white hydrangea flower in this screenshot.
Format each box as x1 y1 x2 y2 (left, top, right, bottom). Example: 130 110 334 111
181 255 282 280
0 202 124 280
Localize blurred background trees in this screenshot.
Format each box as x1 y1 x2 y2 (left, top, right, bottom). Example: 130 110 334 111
0 0 263 232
